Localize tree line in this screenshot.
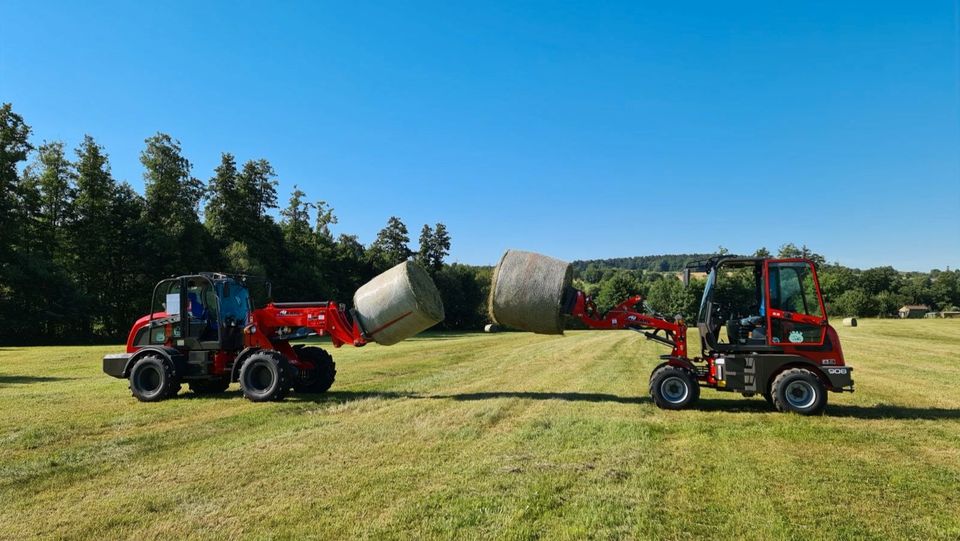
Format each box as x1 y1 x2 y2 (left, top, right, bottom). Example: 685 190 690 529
574 243 960 321
572 253 714 273
2 103 956 345
0 103 489 345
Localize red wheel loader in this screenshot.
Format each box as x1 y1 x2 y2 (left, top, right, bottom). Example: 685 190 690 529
103 273 370 402
565 257 853 414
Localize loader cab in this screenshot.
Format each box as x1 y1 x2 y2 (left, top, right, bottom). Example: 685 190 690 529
144 273 251 352
696 257 828 354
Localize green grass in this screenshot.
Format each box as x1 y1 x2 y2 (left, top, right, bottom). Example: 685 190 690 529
2 320 959 540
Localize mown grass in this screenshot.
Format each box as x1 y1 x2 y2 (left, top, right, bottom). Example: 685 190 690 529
1 320 959 540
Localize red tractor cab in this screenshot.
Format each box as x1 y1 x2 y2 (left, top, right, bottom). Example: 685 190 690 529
567 256 853 414
103 273 369 402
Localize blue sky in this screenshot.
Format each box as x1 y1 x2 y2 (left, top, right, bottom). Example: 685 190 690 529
2 1 958 271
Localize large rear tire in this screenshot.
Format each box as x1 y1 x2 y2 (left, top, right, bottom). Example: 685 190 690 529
292 345 336 394
771 368 827 415
129 354 179 402
648 365 699 410
239 351 290 402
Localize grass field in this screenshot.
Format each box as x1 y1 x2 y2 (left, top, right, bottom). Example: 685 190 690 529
2 320 959 540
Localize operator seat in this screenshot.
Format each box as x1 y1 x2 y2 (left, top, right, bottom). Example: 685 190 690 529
726 318 741 344
187 292 217 341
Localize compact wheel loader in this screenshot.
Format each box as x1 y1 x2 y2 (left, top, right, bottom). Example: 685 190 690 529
103 273 371 402
564 257 853 414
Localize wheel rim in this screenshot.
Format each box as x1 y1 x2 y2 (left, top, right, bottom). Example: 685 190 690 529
248 363 274 392
784 380 817 409
660 376 690 404
136 366 162 394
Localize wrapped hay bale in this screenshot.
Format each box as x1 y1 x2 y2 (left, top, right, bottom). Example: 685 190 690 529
353 261 444 346
488 249 572 335
484 323 501 333
842 317 857 327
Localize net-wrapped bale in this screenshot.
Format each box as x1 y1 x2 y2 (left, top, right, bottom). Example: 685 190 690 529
488 249 572 335
842 317 858 327
484 323 501 333
353 261 444 346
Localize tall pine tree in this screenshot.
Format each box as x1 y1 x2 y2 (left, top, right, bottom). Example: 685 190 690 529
367 216 411 272
141 133 208 274
416 222 450 273
0 104 33 309
15 142 80 341
71 136 117 338
204 152 243 242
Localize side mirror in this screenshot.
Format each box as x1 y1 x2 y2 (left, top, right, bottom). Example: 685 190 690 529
223 283 231 297
682 268 690 287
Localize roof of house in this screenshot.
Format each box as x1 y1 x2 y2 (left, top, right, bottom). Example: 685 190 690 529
899 304 930 310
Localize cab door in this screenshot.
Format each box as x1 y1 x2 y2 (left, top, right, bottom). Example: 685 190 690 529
764 260 827 346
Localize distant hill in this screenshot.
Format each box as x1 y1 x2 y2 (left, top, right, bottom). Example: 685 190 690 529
571 254 716 273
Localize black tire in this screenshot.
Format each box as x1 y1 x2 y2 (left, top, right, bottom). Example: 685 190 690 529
129 354 179 402
648 365 700 410
292 345 336 394
239 351 290 402
771 368 827 415
189 378 230 394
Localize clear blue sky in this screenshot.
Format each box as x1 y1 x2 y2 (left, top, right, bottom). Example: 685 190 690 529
2 1 958 271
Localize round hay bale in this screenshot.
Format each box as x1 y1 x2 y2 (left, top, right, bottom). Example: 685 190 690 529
353 261 444 346
488 249 572 335
483 323 501 333
842 317 857 327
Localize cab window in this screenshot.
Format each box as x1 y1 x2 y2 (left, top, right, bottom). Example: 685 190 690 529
768 262 824 344
769 262 822 317
217 281 250 324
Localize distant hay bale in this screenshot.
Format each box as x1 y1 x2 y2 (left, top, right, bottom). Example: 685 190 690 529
488 249 572 335
484 324 501 333
842 317 858 327
353 261 444 346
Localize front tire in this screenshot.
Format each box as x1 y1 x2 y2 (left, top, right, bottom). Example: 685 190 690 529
292 345 336 394
129 354 179 402
239 351 290 402
771 368 827 415
649 365 699 410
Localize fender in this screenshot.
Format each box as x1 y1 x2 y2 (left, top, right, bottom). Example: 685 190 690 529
229 347 263 382
764 357 851 392
654 356 698 374
650 359 699 382
122 346 186 378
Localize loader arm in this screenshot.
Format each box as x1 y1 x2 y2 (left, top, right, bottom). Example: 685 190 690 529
565 290 688 358
247 302 369 349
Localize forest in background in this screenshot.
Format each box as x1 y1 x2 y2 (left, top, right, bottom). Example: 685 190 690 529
1 103 957 345
0 103 489 344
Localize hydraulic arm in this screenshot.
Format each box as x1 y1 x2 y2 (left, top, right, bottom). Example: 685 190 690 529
563 289 688 359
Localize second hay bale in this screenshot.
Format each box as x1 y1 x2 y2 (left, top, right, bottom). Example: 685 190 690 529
488 249 572 335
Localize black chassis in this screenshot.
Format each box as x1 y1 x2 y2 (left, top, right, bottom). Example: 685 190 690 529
707 353 854 394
